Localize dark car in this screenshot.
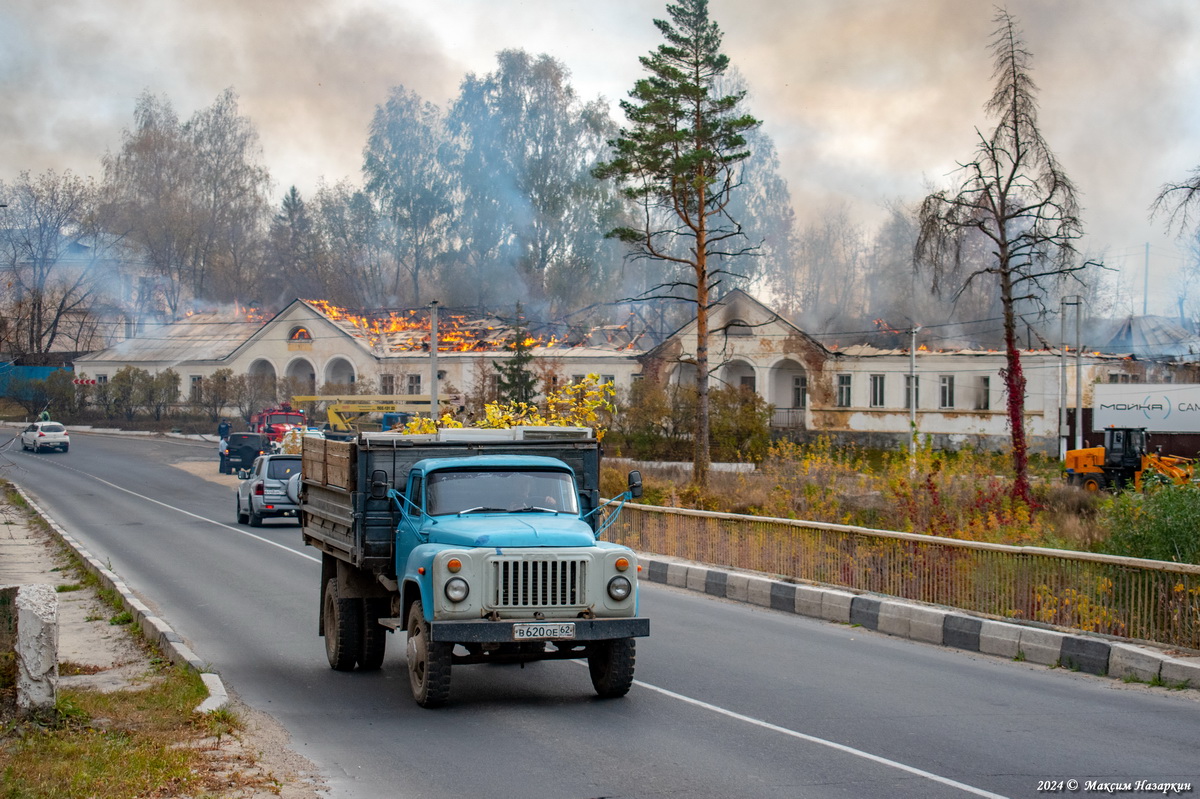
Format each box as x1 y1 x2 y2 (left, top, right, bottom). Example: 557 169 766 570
223 432 269 474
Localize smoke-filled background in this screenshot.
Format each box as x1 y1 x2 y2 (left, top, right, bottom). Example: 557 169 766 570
4 0 1199 315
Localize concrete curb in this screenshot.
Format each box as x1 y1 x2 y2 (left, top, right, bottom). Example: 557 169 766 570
640 553 1200 688
12 486 230 714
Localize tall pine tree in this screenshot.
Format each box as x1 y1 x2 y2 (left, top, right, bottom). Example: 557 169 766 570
593 0 759 488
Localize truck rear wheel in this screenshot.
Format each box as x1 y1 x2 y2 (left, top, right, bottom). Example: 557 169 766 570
359 597 389 671
1082 474 1106 492
588 637 636 698
406 600 451 708
323 578 362 672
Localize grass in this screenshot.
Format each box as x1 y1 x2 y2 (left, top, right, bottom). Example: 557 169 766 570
2 668 212 799
603 441 1118 554
0 478 285 799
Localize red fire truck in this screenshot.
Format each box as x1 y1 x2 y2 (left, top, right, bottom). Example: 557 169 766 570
249 403 306 443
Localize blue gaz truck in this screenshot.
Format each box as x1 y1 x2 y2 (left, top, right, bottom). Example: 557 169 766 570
299 427 649 707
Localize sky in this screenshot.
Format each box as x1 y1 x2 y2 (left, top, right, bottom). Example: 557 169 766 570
4 0 1200 316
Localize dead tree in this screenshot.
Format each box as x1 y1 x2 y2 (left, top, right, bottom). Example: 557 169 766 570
915 9 1090 503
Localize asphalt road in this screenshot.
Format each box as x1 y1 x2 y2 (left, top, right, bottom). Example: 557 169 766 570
2 428 1198 799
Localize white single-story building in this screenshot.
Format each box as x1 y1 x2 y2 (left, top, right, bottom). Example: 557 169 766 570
73 293 1198 454
73 299 646 410
641 290 1197 454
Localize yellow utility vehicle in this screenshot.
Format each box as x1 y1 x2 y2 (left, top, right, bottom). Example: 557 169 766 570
1064 426 1194 491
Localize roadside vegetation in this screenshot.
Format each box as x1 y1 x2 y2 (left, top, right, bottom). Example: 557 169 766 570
0 482 281 798
602 434 1200 566
7 371 1198 566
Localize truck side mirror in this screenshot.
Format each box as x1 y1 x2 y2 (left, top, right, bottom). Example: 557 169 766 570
627 470 643 499
370 469 388 500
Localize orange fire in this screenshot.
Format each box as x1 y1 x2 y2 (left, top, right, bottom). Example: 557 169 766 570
303 299 562 353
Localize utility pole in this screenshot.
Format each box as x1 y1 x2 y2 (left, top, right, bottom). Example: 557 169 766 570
1144 242 1150 316
1059 297 1068 460
429 300 439 420
909 326 921 464
1061 296 1082 456
1074 297 1084 451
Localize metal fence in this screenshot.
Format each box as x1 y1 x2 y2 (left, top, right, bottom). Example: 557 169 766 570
606 504 1200 650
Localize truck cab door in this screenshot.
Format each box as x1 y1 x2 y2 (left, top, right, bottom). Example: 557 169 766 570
395 473 425 565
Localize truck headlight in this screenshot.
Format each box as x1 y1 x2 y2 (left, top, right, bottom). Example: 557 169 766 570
607 575 632 601
444 577 470 603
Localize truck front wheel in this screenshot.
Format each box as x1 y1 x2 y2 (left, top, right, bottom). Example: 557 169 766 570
588 638 636 698
406 601 451 708
323 578 362 671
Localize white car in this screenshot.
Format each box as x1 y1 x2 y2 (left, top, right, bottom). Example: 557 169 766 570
20 421 70 453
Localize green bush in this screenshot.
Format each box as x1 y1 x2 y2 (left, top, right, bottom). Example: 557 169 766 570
1099 484 1200 564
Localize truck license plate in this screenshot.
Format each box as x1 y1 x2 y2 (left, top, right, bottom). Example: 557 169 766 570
512 622 575 640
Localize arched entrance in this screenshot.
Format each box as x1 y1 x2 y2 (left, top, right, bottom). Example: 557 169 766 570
720 359 757 393
285 357 316 394
770 358 807 429
324 357 356 387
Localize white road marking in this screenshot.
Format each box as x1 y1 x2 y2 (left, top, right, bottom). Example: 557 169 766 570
44 466 319 563
615 590 1007 796
624 676 1009 798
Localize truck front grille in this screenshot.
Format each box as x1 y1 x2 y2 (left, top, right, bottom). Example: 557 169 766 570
490 556 587 609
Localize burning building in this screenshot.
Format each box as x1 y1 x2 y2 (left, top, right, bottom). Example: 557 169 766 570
73 298 650 410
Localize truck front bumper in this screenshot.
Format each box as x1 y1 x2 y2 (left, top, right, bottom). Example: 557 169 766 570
429 617 649 643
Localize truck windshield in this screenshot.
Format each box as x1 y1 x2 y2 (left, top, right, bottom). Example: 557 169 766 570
425 470 579 516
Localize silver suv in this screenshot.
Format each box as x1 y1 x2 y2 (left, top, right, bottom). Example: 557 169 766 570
235 454 302 526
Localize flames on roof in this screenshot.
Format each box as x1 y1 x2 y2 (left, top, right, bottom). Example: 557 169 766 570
304 300 646 353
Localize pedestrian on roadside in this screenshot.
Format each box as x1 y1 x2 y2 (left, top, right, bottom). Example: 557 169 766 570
217 419 231 440
218 436 230 474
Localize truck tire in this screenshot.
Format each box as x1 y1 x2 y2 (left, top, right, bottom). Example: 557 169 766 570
323 578 362 672
359 597 389 671
406 600 451 707
1081 474 1106 492
588 638 636 698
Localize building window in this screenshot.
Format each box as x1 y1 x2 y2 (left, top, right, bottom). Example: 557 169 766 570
406 374 422 395
793 375 807 408
836 374 852 407
1109 373 1140 384
905 375 919 409
739 374 756 392
380 373 395 394
976 377 990 410
869 374 885 408
601 374 615 385
288 326 312 341
572 374 586 384
190 375 203 403
939 375 955 409
96 374 108 385
726 319 753 336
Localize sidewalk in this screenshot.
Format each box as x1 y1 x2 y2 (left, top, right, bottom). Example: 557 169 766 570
0 483 325 798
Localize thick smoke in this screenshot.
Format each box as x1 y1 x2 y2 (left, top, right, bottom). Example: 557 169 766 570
4 0 1199 313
